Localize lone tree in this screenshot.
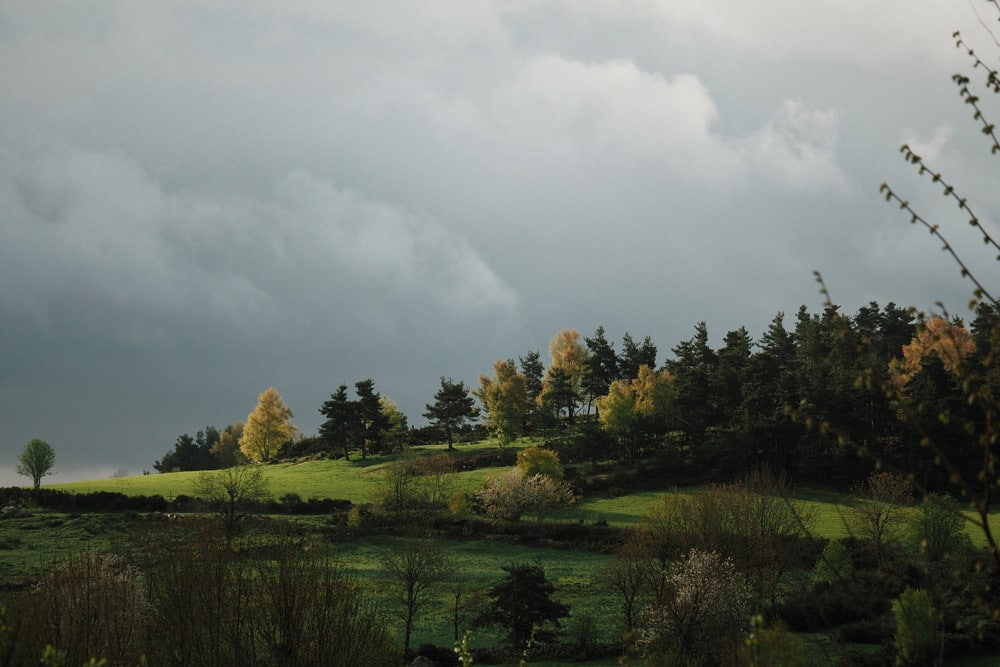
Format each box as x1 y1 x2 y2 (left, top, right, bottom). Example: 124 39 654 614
17 438 55 490
379 537 454 655
423 377 477 450
240 387 296 462
194 465 269 543
475 562 569 649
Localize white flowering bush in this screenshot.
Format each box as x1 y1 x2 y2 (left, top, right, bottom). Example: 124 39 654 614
639 548 751 666
476 468 575 524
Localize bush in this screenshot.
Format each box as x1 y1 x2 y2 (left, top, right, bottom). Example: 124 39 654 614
12 551 149 665
894 587 939 666
475 469 575 524
778 571 897 632
908 493 973 563
814 539 854 585
638 549 751 666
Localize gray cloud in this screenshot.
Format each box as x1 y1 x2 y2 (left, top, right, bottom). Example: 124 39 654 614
0 1 995 482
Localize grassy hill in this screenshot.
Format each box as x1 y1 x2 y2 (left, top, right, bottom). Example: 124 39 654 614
48 441 513 504
9 438 1000 665
42 439 1000 546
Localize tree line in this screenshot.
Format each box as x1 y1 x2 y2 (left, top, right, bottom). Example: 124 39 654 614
151 300 997 493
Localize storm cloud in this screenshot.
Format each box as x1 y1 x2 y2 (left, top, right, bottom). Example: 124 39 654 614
1 2 997 482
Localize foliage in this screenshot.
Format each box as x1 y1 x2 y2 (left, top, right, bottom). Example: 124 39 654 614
892 316 975 388
424 377 478 450
154 426 223 473
894 587 939 666
317 380 400 459
742 615 808 667
210 422 245 468
515 446 563 481
582 326 619 413
813 538 854 585
239 387 296 462
379 395 409 452
318 384 359 460
595 365 674 460
476 360 528 447
475 468 575 525
540 328 589 422
643 468 815 612
355 379 391 457
475 563 569 649
17 438 55 490
194 465 270 542
909 493 973 563
638 548 751 666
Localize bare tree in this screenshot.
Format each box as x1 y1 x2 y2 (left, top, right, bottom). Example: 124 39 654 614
379 537 454 654
847 471 911 569
195 465 269 543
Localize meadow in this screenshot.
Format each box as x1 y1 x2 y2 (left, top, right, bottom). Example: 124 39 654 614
8 439 1000 665
45 441 1000 547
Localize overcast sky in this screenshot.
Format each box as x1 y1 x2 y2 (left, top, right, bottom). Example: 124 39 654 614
3 1 999 484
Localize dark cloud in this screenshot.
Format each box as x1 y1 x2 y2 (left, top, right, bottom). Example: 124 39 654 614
1 2 995 483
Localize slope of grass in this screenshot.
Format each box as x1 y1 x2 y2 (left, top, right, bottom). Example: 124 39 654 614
47 440 529 503
38 437 1000 549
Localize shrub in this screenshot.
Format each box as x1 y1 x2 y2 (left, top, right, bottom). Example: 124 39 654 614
742 616 808 667
908 493 973 563
813 539 854 585
778 571 896 632
516 446 563 480
639 549 751 666
894 587 939 666
16 551 149 666
475 469 575 524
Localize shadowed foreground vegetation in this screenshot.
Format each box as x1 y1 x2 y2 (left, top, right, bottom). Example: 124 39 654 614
3 438 1000 666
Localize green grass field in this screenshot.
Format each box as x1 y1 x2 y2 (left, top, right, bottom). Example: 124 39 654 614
43 442 1000 548
14 441 1000 665
47 442 517 503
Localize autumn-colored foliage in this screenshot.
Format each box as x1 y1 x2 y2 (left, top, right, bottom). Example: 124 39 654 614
476 360 528 447
239 387 296 462
892 316 974 386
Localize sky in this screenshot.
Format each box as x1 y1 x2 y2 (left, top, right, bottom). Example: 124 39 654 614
2 1 1000 484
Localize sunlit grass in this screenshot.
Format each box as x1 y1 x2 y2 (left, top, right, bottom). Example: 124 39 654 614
47 439 530 503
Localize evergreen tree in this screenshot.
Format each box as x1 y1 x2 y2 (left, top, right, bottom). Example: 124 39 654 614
583 326 619 415
519 350 545 427
319 385 359 460
667 322 717 444
619 332 657 381
743 313 800 471
475 563 570 648
423 377 477 450
355 379 389 458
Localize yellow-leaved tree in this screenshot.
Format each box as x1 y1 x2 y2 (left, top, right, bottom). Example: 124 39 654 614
596 364 674 460
476 359 528 447
891 315 975 388
539 328 589 421
239 387 296 462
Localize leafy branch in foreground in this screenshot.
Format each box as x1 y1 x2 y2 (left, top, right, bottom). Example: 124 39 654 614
815 17 1000 571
